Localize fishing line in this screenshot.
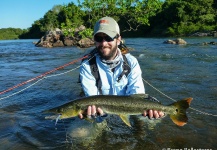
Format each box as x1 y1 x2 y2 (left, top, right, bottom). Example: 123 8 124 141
0 77 45 100
0 57 85 101
142 78 217 117
142 78 177 102
188 107 217 117
0 55 89 96
0 54 96 101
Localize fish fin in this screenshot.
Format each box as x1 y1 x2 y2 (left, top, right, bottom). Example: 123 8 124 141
82 114 95 123
84 118 95 123
170 97 193 126
119 115 131 127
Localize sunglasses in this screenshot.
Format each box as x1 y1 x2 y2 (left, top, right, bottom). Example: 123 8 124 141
94 34 119 42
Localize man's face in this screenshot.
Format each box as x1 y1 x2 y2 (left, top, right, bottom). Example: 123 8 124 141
94 33 120 60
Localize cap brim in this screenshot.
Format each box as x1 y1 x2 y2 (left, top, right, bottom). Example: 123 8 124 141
94 30 117 38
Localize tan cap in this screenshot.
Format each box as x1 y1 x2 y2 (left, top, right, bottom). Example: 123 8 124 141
94 17 120 38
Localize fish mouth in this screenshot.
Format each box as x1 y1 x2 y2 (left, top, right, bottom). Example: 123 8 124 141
44 114 62 120
44 114 62 126
42 109 62 120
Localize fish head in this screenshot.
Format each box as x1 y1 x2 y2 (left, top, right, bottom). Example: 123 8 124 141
43 104 82 119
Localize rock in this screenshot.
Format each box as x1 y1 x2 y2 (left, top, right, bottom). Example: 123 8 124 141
53 40 64 47
174 38 187 44
42 41 53 48
202 41 217 45
35 29 63 48
35 26 94 48
64 37 75 46
189 31 217 37
163 39 176 44
163 38 187 45
77 38 94 48
214 32 217 37
202 42 209 45
209 41 216 45
75 25 86 33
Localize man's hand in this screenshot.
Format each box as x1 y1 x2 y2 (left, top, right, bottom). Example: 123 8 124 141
143 110 164 119
78 105 104 119
78 106 164 120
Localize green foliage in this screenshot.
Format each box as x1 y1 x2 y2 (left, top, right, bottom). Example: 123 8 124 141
18 0 163 39
0 28 25 40
78 28 93 38
2 0 217 39
79 0 163 31
150 0 217 36
60 22 75 37
58 2 85 28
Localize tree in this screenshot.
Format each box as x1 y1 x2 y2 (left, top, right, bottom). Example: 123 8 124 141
78 0 163 32
0 28 25 40
17 0 217 39
58 2 85 28
149 0 217 36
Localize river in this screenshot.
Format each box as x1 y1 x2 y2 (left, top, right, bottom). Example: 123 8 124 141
0 38 216 150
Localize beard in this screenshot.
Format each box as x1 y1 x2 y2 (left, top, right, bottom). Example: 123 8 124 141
97 44 118 60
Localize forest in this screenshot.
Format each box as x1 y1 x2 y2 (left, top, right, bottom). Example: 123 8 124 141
0 0 216 40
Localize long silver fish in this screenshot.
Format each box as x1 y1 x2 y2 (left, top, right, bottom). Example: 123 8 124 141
44 94 193 127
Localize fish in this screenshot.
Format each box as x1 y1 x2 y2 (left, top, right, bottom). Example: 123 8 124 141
44 94 193 127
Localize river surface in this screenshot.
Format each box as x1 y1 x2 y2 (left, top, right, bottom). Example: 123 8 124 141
0 38 216 150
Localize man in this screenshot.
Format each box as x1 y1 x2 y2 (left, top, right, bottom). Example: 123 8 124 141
79 16 164 120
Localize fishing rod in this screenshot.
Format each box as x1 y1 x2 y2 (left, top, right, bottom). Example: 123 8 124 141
0 41 127 97
0 54 90 96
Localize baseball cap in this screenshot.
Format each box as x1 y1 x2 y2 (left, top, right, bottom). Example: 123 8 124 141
94 17 120 38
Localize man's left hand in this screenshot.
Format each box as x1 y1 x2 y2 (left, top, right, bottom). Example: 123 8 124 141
143 110 164 119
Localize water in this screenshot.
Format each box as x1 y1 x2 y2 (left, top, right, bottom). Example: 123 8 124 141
0 38 216 150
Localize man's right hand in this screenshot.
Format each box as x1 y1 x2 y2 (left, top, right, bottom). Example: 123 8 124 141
78 105 105 119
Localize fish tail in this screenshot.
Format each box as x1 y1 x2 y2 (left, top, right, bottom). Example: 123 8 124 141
170 97 193 126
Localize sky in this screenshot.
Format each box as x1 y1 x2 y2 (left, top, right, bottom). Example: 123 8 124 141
0 0 78 29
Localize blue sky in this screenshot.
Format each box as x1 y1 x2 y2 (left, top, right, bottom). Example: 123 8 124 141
0 0 78 29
